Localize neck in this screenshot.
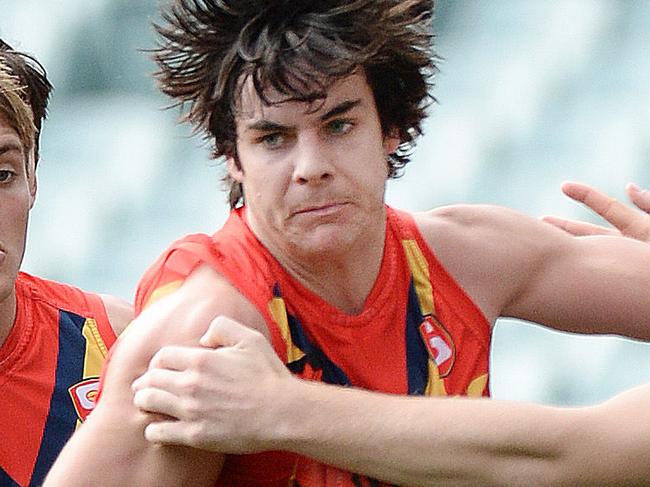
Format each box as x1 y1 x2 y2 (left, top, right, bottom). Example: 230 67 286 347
0 290 17 348
249 210 387 314
284 232 386 314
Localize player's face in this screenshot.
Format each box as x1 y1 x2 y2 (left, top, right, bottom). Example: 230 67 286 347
0 114 35 315
230 71 399 261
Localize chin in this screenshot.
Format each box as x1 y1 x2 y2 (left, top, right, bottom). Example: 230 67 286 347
297 228 356 256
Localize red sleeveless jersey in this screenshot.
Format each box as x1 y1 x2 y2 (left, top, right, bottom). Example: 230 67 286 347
136 206 490 487
0 272 116 487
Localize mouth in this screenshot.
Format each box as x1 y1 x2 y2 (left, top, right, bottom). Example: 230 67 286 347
293 202 349 217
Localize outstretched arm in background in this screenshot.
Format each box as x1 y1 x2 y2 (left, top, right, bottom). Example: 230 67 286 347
544 181 650 242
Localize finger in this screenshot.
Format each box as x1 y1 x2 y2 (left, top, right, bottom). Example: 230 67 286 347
144 421 197 447
561 181 641 232
200 315 260 348
143 421 182 445
132 367 184 392
133 388 183 419
148 345 201 371
542 215 619 237
627 183 650 214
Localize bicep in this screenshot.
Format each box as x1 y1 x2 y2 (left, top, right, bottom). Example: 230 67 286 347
506 233 650 338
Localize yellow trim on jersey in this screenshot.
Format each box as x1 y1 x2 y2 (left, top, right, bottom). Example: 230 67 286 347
424 359 447 396
75 318 110 429
268 296 305 364
466 373 488 397
144 280 183 309
81 318 109 377
402 239 435 316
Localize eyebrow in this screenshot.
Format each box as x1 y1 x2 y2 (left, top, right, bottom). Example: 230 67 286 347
246 120 289 133
319 99 361 122
244 99 363 133
0 141 23 156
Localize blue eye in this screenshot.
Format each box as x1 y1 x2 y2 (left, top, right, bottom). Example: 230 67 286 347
261 133 285 149
327 119 353 135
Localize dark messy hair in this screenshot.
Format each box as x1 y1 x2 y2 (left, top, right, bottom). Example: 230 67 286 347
154 0 437 208
0 39 53 166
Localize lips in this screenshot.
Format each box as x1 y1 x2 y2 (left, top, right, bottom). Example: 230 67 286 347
292 202 348 216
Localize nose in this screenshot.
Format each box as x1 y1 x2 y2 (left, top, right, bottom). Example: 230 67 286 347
292 136 334 185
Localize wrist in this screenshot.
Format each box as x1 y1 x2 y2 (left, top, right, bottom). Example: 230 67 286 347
260 376 321 451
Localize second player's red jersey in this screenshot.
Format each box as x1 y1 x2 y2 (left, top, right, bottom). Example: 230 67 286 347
0 272 116 487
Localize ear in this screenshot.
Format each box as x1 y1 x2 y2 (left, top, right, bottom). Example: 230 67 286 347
227 156 244 183
382 131 400 156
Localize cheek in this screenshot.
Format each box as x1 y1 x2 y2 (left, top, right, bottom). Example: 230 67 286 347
244 175 284 214
0 194 30 249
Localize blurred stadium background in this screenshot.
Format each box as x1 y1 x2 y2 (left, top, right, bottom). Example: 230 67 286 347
3 0 650 406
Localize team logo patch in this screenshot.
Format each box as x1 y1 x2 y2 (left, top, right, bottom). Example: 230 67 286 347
419 315 455 377
68 377 100 422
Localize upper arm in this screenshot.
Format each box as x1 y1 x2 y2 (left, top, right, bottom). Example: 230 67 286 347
416 205 650 338
414 205 558 325
99 293 134 336
45 265 267 487
506 229 650 338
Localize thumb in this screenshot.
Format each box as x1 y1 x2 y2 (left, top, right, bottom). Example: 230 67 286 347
200 315 254 348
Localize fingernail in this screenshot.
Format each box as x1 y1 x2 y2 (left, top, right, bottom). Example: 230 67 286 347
629 182 640 192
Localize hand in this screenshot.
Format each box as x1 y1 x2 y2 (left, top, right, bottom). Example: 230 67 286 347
132 315 294 453
543 181 650 243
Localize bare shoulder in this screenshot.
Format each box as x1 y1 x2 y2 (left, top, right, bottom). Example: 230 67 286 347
99 294 134 336
413 203 572 258
414 203 553 238
110 264 266 377
408 204 571 324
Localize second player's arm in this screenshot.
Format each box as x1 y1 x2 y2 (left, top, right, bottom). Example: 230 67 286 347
100 293 134 335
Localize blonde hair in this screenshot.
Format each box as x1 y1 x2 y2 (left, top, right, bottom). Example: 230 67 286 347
0 59 36 154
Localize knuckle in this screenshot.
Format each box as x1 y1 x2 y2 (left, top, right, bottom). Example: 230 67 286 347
189 350 211 371
182 399 201 420
180 374 200 396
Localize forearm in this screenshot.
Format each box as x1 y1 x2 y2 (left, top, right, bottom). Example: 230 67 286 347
270 379 591 487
